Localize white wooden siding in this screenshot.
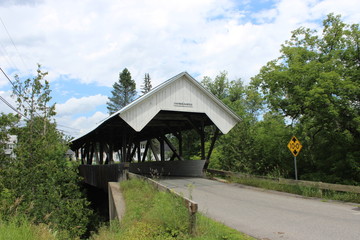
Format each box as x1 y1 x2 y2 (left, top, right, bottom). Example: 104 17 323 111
119 74 239 134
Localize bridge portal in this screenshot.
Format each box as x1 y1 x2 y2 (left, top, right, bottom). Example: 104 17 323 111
71 72 240 188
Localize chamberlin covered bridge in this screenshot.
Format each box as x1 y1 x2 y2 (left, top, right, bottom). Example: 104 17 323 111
71 72 240 190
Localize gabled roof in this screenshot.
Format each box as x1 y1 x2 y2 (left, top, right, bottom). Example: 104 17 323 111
71 72 240 144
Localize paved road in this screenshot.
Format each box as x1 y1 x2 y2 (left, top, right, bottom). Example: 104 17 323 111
156 177 360 240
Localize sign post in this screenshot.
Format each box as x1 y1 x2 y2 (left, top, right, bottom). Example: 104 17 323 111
287 136 302 180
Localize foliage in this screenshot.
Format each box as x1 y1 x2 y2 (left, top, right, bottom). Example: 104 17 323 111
0 214 56 240
203 14 360 185
107 68 137 114
141 73 152 95
0 65 93 239
252 13 360 184
92 178 253 240
210 173 360 204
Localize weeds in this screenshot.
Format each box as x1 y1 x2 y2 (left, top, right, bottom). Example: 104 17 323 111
0 214 56 240
221 175 360 204
92 178 254 240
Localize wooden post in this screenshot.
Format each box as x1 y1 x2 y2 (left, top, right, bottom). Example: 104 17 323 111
80 146 85 165
108 143 113 164
99 142 104 164
162 134 183 161
149 139 160 162
75 149 79 161
137 141 141 162
88 143 94 165
122 134 128 163
178 132 183 157
142 140 150 162
158 137 165 161
187 117 205 160
204 127 220 169
85 143 91 165
200 123 205 160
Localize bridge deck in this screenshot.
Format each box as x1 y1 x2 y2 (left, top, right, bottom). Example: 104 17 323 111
154 177 360 240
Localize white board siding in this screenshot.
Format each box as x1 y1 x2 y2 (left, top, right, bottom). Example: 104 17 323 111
120 74 239 134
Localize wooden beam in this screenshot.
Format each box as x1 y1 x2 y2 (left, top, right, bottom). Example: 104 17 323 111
130 143 138 162
200 124 205 160
157 137 165 161
75 149 79 161
85 143 91 165
88 142 94 165
80 147 85 165
99 142 104 164
108 143 114 164
142 140 150 162
126 135 134 162
122 134 127 163
186 117 202 136
161 135 183 161
149 139 160 162
204 127 220 170
137 141 141 163
178 132 183 157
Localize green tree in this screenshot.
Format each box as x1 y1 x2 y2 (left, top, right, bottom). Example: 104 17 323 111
1 65 93 239
107 68 137 114
252 14 360 184
202 71 230 100
141 73 152 95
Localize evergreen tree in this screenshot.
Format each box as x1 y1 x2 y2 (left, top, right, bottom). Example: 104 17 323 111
141 73 152 95
107 68 137 114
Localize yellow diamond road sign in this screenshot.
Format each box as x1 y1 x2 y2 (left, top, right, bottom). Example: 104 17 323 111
287 136 302 157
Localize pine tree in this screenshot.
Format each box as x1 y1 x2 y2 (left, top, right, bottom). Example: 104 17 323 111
107 68 137 114
141 73 152 95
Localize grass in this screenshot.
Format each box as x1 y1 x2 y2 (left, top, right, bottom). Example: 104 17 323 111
0 215 56 240
212 174 360 204
91 178 254 240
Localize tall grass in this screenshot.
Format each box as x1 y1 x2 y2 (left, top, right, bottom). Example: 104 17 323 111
223 175 360 204
0 215 56 240
92 178 254 240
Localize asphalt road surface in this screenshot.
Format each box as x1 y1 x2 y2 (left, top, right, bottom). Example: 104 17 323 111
155 177 360 240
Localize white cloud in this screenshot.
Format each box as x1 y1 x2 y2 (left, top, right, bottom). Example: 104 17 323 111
55 94 107 117
1 0 360 137
1 0 359 88
56 111 108 138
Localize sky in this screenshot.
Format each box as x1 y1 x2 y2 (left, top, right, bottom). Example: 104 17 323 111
0 0 359 137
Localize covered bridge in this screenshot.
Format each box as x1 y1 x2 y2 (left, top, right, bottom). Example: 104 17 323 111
71 72 240 189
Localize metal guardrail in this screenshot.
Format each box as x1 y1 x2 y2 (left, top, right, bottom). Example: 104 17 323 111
126 172 198 234
206 169 360 194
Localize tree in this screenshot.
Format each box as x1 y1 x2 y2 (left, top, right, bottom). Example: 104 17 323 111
202 71 230 100
1 65 93 239
107 68 137 114
141 73 152 95
252 14 360 183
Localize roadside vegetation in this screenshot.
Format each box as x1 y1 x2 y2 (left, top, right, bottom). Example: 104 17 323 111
0 214 56 240
208 173 360 204
0 66 94 239
197 14 359 187
91 178 254 240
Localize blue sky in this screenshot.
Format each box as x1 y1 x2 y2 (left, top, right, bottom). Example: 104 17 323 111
0 0 359 137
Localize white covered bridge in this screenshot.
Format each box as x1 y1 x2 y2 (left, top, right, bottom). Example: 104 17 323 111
71 72 240 190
